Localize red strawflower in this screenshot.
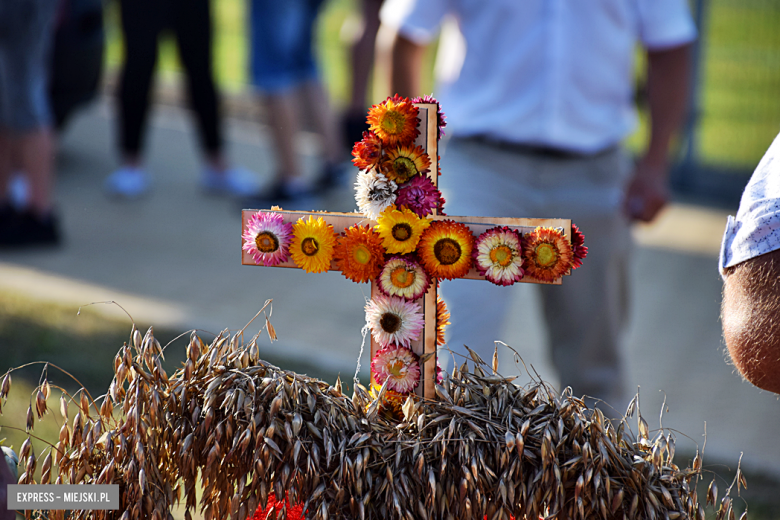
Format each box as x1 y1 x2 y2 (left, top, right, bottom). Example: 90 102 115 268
351 130 383 170
250 494 304 520
571 223 588 270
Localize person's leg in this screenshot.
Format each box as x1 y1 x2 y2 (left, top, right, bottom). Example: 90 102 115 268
0 41 11 202
343 0 384 146
117 0 162 166
302 80 344 167
249 0 312 198
536 149 633 412
172 0 223 166
265 90 300 181
439 139 544 368
0 0 58 244
104 0 164 197
16 128 54 215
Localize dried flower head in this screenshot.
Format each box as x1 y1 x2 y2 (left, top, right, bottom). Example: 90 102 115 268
351 131 383 171
395 175 445 217
290 216 338 273
371 344 420 394
473 226 524 286
571 223 588 270
418 220 474 280
355 170 397 221
366 94 420 147
242 211 293 266
365 294 424 347
333 225 386 283
377 255 430 301
522 226 573 282
380 144 431 185
375 206 430 255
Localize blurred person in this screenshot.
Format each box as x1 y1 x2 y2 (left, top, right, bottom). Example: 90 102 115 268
107 0 258 199
383 0 696 408
1 447 17 520
0 0 60 247
720 131 780 395
246 0 344 204
342 0 384 147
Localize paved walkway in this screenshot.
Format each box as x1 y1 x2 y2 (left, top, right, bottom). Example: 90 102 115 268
1 98 778 477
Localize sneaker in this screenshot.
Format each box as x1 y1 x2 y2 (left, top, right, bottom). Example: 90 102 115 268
105 166 151 198
9 172 29 208
0 209 60 247
342 112 368 149
201 166 261 197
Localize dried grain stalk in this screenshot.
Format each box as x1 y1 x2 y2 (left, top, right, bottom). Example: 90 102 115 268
0 326 747 520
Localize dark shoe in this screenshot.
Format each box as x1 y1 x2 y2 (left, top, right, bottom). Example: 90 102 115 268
0 209 61 247
343 112 368 148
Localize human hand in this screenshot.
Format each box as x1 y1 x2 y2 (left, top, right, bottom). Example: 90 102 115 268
623 156 670 222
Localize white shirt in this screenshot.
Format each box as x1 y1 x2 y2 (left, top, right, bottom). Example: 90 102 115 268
720 132 780 277
380 0 697 153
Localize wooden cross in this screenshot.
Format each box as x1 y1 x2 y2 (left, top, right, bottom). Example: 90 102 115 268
242 103 572 401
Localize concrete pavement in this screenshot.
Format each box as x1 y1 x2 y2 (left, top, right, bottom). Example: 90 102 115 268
1 97 778 478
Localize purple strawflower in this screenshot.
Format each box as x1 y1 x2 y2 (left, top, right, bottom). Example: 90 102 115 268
395 175 445 217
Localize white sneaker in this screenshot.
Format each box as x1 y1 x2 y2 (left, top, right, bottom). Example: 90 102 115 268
201 166 261 197
9 172 29 208
105 166 151 198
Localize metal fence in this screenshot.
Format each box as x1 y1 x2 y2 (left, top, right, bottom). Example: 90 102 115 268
673 0 780 205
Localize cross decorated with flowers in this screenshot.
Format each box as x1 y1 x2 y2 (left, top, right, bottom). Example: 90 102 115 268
241 96 587 410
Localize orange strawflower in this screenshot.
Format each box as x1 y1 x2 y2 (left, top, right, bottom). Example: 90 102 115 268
333 225 386 283
522 227 573 282
366 95 420 147
417 220 474 280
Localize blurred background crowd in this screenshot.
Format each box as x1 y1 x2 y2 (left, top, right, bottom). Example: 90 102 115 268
2 0 779 246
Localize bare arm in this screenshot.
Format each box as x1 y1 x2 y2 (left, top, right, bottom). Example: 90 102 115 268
722 249 780 394
624 42 693 222
390 33 427 98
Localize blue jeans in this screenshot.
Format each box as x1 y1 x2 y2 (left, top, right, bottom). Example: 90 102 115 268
0 0 56 131
250 0 323 93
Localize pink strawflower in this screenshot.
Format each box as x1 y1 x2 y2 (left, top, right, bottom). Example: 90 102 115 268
395 175 445 217
473 226 524 286
377 255 430 301
371 344 421 393
242 211 293 266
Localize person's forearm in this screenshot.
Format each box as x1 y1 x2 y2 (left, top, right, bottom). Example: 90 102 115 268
390 33 426 98
644 43 693 167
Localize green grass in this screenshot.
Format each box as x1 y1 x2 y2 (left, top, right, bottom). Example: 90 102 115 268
696 1 780 167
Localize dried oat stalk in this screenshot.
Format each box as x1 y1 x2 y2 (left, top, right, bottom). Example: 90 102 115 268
0 327 746 520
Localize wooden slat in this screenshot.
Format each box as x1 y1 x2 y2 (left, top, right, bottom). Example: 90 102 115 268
241 209 570 283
